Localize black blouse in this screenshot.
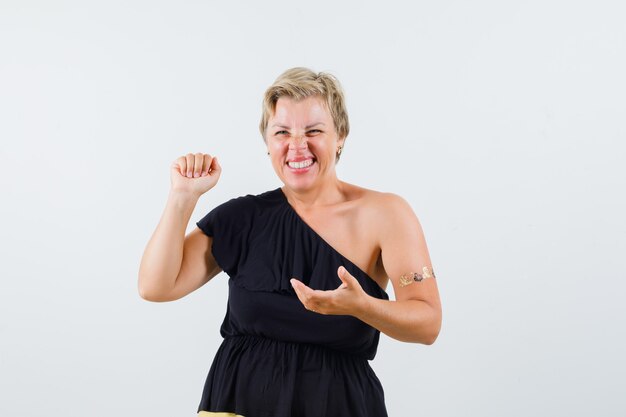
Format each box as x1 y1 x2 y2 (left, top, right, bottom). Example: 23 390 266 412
195 187 389 417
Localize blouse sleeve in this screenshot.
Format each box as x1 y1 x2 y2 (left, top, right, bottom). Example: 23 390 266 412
195 196 250 277
196 205 218 238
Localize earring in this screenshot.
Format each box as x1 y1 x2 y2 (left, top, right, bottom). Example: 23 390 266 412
267 151 270 156
336 145 343 158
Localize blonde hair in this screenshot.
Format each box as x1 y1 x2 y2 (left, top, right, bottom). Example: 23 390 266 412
259 67 350 160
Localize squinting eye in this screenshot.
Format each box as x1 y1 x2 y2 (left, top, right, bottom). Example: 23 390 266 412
307 129 322 134
275 130 288 135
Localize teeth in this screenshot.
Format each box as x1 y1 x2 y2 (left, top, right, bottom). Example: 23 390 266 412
288 159 314 169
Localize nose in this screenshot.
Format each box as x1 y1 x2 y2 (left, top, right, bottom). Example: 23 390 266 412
289 134 308 150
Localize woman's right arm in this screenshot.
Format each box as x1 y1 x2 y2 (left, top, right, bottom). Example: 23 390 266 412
138 153 222 302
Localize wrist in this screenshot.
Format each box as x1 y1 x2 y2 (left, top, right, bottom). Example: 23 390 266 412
167 189 200 209
354 292 375 320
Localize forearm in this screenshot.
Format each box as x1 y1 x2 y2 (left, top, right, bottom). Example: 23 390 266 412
138 190 199 298
355 296 441 344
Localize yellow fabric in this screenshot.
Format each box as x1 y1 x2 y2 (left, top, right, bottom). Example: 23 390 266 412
197 412 244 417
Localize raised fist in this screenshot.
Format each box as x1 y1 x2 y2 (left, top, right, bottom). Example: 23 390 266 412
170 152 221 197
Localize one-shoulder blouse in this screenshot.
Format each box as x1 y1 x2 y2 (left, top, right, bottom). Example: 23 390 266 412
195 188 389 417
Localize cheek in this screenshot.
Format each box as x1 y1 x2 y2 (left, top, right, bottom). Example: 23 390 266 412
268 139 287 152
269 148 282 164
269 147 287 168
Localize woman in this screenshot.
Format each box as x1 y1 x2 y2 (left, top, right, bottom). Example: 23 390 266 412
138 67 442 417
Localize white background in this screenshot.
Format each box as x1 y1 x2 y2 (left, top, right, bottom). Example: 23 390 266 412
1 1 625 416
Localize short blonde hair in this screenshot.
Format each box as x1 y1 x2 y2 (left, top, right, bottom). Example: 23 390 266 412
259 67 350 150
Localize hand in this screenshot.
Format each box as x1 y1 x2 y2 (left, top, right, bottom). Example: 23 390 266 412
290 266 369 316
170 152 221 197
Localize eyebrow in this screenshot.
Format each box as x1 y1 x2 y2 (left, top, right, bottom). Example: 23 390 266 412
271 123 325 129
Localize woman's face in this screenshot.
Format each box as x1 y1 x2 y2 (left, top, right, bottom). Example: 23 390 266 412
266 95 344 193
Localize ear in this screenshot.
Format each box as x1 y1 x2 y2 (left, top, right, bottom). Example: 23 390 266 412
335 137 346 163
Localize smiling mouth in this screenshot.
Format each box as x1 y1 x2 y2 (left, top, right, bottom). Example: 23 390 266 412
287 159 315 169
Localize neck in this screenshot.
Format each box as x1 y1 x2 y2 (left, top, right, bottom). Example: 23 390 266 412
281 179 345 210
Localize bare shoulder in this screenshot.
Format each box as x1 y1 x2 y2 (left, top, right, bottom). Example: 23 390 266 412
342 183 421 239
344 183 417 222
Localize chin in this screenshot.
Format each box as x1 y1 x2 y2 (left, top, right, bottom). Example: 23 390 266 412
283 177 316 192
280 166 320 192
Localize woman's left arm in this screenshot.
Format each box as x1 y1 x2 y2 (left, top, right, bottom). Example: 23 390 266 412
290 193 442 345
365 193 442 344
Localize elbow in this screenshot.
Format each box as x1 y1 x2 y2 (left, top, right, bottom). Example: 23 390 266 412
138 287 171 303
416 327 439 345
403 322 440 345
137 275 153 301
400 304 442 345
422 329 440 345
138 285 155 301
138 283 157 302
425 315 442 345
405 329 439 345
137 277 172 303
420 311 442 345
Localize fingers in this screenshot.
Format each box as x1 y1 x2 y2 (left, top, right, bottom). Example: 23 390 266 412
338 266 346 276
203 154 212 175
210 155 221 175
290 268 365 316
172 156 185 175
184 154 193 176
337 266 353 288
193 153 204 177
291 279 320 313
173 153 216 178
185 153 204 177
